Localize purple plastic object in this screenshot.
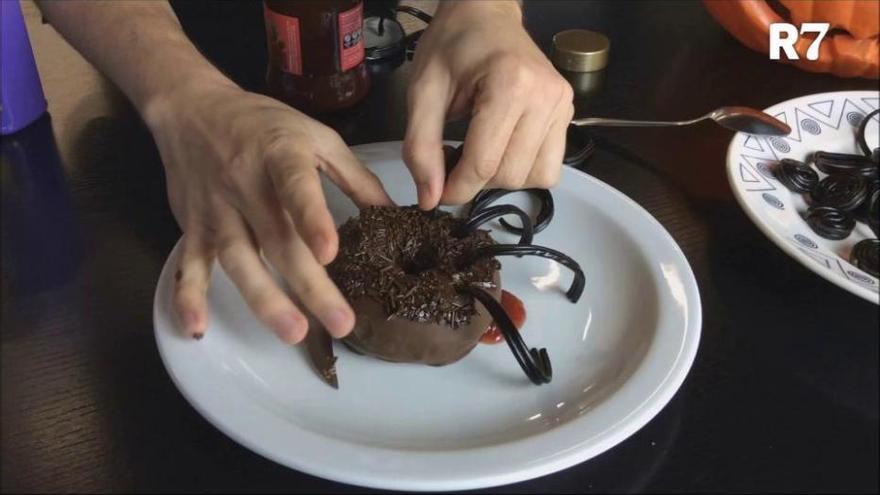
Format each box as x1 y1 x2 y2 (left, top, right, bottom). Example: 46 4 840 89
1 0 48 135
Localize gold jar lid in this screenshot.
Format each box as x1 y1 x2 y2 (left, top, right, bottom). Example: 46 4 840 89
551 29 610 73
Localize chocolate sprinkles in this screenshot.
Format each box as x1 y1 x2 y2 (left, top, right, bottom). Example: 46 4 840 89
328 206 500 329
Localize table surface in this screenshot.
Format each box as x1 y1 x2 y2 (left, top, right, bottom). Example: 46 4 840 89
2 1 878 493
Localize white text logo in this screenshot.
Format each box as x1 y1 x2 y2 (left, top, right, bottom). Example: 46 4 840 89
769 23 830 61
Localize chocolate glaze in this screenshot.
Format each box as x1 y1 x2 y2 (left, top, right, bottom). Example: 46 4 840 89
344 272 501 365
328 206 502 365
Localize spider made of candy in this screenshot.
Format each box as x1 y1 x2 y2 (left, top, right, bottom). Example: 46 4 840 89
326 145 586 386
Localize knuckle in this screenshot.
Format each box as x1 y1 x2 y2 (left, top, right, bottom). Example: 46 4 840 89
259 234 287 263
314 126 343 148
506 173 528 190
219 152 249 192
287 265 337 306
292 276 324 302
531 168 561 189
275 165 313 198
402 139 436 169
217 239 246 271
492 167 527 190
172 291 191 312
508 66 536 94
473 157 501 181
563 101 575 120
252 294 281 321
262 127 295 158
559 79 574 102
492 54 523 77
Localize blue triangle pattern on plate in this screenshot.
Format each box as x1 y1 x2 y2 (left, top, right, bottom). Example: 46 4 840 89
743 135 764 151
739 163 759 183
739 155 777 191
808 99 834 117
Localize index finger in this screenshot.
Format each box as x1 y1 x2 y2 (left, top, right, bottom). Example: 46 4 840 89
441 95 523 204
402 76 451 210
266 146 339 265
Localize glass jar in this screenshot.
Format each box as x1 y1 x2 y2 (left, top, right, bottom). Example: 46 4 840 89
264 0 370 113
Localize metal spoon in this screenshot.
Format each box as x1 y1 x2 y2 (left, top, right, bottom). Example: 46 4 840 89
571 106 791 136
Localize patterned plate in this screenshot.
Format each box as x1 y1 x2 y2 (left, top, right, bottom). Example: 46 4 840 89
726 91 879 304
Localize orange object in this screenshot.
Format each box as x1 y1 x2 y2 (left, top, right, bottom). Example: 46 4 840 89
703 0 879 79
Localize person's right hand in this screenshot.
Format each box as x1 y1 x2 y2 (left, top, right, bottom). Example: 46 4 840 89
144 80 392 343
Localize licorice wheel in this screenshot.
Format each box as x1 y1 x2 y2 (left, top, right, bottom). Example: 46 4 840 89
857 109 879 156
812 151 875 177
851 239 880 278
805 206 856 240
868 188 880 237
857 179 879 221
811 174 868 212
774 158 818 193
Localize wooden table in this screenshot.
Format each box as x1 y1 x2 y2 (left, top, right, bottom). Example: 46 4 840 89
3 1 877 492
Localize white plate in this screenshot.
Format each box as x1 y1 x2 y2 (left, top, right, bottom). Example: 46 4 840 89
726 91 879 304
154 141 702 491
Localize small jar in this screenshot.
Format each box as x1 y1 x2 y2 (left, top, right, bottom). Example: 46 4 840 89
551 29 610 99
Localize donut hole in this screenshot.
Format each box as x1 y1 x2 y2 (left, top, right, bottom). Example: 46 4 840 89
400 243 440 276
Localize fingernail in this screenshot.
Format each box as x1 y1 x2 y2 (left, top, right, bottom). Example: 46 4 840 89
271 313 305 342
192 332 204 341
323 308 353 336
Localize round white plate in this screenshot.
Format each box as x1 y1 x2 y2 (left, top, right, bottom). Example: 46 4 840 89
726 91 879 304
154 141 702 491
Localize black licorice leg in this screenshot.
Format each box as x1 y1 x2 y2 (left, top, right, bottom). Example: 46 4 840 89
472 244 586 303
458 205 534 245
500 189 555 235
469 189 510 218
468 188 555 235
459 286 552 385
857 109 880 156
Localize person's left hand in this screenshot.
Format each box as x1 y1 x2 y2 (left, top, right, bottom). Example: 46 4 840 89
402 0 574 209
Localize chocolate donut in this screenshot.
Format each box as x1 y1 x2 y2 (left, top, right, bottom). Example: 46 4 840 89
328 206 502 366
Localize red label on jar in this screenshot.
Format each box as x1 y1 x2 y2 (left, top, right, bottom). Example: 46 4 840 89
337 3 364 72
264 6 302 76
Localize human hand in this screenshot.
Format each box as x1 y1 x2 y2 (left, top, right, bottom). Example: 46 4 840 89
145 80 392 343
402 0 574 208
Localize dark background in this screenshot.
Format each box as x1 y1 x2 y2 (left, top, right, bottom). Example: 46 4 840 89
2 1 878 492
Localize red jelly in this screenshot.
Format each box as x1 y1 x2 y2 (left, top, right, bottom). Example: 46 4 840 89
480 290 526 345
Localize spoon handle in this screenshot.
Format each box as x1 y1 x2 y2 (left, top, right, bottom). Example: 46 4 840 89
570 116 705 128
